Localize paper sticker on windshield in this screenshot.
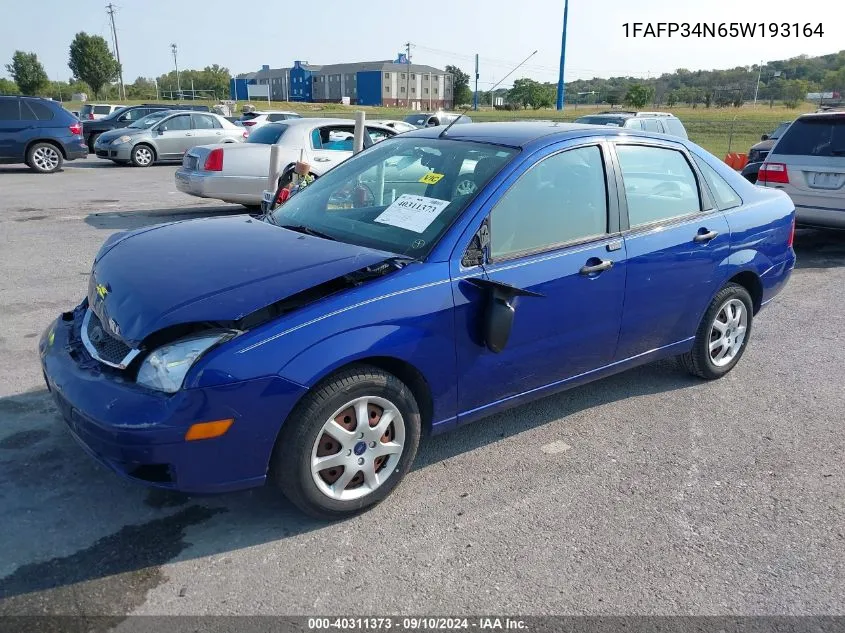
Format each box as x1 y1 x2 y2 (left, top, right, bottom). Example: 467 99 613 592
375 194 450 234
419 172 445 185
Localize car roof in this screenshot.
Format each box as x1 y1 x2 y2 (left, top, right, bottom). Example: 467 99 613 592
402 121 683 148
251 110 299 115
797 111 845 119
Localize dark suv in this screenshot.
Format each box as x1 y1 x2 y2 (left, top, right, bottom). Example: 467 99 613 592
0 96 87 173
82 103 211 152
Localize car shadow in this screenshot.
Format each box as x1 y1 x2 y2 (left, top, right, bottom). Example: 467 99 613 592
793 228 845 270
84 205 249 231
0 358 695 610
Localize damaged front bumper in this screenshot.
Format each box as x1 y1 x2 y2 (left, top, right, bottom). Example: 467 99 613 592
38 305 307 494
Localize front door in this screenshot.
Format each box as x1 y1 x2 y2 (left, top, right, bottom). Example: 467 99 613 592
154 113 193 160
452 142 627 419
611 141 731 359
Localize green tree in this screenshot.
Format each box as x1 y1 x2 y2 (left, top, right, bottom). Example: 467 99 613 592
126 76 157 100
5 51 48 95
68 32 120 98
624 84 653 108
665 91 678 107
0 77 20 95
605 93 620 106
445 64 472 106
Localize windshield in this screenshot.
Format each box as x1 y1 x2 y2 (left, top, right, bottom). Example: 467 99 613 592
575 116 627 127
128 111 170 129
403 114 430 126
269 137 518 257
246 123 288 144
770 122 790 139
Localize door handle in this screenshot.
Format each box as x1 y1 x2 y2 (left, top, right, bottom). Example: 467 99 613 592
694 229 718 242
580 259 613 275
314 157 331 162
185 132 193 136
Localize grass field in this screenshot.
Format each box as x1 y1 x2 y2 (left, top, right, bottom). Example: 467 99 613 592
66 99 818 159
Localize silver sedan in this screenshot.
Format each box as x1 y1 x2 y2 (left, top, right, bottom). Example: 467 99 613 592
175 118 397 207
93 111 245 167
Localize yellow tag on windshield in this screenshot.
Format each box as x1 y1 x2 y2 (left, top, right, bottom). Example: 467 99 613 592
419 172 445 185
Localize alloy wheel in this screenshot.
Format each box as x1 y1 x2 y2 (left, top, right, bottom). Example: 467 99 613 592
32 146 60 172
708 298 748 367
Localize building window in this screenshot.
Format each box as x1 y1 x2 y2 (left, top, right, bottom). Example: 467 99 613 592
400 73 406 79
411 87 415 93
425 74 430 80
400 86 406 93
411 73 416 80
424 88 429 94
434 88 438 94
385 86 390 93
384 73 390 79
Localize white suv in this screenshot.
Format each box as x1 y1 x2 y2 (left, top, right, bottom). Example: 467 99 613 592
78 103 125 120
758 112 845 229
239 110 302 133
574 111 688 139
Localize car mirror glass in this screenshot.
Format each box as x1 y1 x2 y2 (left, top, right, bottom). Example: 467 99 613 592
761 134 768 141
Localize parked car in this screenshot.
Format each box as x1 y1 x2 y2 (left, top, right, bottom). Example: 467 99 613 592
574 111 689 139
175 118 398 207
0 96 87 173
370 119 418 133
740 121 792 183
757 111 845 228
82 103 211 153
238 110 302 134
77 103 125 121
93 111 244 167
41 122 795 519
403 111 472 128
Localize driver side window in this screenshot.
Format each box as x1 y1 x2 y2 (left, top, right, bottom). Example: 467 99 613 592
490 145 609 259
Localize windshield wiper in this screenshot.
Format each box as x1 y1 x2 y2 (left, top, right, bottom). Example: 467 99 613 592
278 223 337 241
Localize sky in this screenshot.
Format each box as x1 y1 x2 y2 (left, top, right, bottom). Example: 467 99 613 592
0 0 841 89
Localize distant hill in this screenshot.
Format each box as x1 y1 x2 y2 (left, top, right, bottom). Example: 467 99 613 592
536 50 845 107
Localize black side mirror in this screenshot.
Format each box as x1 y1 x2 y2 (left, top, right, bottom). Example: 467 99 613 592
761 134 769 141
466 277 543 353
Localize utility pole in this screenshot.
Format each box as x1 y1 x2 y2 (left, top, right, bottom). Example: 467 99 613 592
556 0 569 110
753 60 763 106
106 3 125 100
474 54 479 111
404 42 411 109
171 43 181 100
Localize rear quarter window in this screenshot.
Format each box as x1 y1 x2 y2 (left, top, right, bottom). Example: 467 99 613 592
22 99 55 121
664 119 687 138
773 117 845 157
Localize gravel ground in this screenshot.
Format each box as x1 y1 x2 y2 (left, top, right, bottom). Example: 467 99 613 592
1 157 843 621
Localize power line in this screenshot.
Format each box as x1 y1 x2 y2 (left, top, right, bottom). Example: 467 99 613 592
106 3 125 100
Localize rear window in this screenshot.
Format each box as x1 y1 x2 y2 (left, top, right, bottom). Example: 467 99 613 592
21 99 55 121
79 105 93 116
93 105 112 114
774 116 845 157
246 123 288 144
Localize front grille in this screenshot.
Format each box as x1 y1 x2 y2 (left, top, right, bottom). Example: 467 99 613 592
96 150 108 158
83 310 133 367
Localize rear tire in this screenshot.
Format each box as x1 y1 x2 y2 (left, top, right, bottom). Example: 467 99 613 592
26 143 63 173
130 144 155 167
270 365 421 520
682 283 754 380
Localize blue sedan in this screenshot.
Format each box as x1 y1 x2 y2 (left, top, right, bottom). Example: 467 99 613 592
39 122 796 519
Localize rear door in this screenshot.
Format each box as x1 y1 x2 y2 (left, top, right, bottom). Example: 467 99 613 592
191 113 224 145
765 115 845 215
612 141 731 359
0 97 23 160
154 113 193 159
309 124 356 170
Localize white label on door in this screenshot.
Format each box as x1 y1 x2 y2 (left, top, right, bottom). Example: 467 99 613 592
374 194 451 233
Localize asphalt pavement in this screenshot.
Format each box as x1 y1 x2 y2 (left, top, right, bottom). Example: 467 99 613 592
1 157 844 621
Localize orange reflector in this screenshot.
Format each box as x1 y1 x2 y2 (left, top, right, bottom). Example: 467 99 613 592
185 419 233 441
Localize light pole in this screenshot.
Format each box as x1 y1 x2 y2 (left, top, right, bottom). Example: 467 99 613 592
753 60 763 106
171 43 181 100
556 0 569 110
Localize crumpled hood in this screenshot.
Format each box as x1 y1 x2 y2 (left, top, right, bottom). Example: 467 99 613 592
88 216 394 346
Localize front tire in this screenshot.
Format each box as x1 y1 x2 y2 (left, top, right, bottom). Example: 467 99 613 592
682 283 753 380
88 133 100 153
26 143 63 173
130 144 155 167
271 366 421 520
